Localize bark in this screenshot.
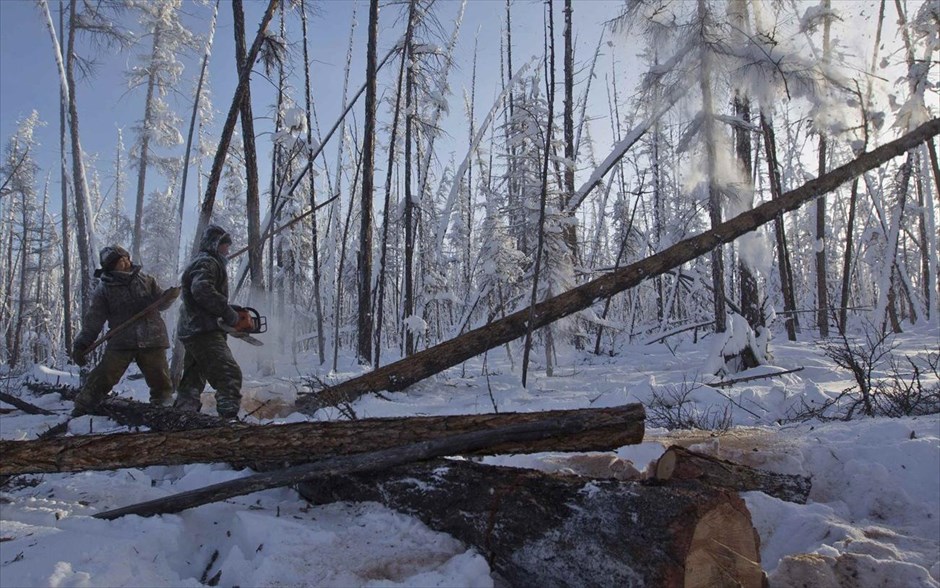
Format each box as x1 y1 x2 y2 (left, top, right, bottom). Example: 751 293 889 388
66 0 95 313
300 119 940 412
839 176 861 334
300 459 765 588
0 404 644 477
233 0 264 297
299 0 325 364
357 0 378 365
0 391 55 416
84 408 646 519
655 445 811 504
697 0 728 334
815 0 832 337
403 3 416 357
561 0 578 270
760 113 798 340
58 0 72 350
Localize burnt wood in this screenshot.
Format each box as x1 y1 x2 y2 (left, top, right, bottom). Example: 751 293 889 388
299 459 766 587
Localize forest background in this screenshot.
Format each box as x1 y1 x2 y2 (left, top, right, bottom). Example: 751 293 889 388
0 0 937 389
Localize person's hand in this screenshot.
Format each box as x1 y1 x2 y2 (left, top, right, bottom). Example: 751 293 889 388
71 347 88 367
163 286 181 300
234 308 255 333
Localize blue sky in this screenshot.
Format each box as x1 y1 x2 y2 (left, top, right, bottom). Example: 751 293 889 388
0 0 633 241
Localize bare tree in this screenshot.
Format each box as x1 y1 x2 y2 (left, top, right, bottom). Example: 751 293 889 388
357 0 379 365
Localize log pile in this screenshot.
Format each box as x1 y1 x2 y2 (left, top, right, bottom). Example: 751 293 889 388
299 459 766 587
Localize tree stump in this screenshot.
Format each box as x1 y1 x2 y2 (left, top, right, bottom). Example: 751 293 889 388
655 445 811 504
299 460 765 587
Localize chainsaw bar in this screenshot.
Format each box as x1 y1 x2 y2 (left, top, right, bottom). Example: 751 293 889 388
218 320 264 346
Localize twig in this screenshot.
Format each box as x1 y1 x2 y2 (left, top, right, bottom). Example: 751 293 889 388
644 321 714 345
712 367 804 388
0 391 56 415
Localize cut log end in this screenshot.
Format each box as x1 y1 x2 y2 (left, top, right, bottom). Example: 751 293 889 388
685 502 764 588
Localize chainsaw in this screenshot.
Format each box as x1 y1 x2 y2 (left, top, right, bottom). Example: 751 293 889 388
218 305 267 346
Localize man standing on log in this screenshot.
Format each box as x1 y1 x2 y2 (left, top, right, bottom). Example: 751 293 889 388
71 246 180 416
174 224 253 419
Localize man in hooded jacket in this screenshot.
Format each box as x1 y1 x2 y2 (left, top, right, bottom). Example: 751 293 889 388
71 246 180 416
174 224 252 419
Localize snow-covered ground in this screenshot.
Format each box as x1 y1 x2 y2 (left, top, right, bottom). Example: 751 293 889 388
1 325 938 587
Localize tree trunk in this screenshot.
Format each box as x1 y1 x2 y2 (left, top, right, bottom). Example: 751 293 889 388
299 0 325 364
0 404 644 477
815 0 832 337
176 0 218 273
131 26 161 261
403 6 416 358
58 0 72 351
300 119 940 412
561 0 578 275
357 0 378 365
697 0 727 334
655 445 811 504
521 2 556 388
233 0 264 299
66 0 95 313
93 410 643 520
760 113 798 340
299 459 765 588
193 0 278 256
373 14 411 368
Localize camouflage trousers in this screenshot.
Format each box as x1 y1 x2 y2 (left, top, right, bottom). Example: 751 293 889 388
74 347 172 413
174 331 243 418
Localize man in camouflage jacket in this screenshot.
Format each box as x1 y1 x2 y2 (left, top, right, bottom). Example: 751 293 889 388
174 224 252 419
71 246 180 416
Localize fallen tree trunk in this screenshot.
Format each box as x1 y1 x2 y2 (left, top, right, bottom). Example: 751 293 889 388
655 445 811 504
0 404 644 476
22 381 226 432
94 413 638 520
302 118 940 413
0 391 56 415
298 459 765 587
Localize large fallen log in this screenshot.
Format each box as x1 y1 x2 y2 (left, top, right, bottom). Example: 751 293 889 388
0 404 644 476
94 414 634 519
301 119 940 413
656 445 811 504
22 381 226 432
298 459 766 587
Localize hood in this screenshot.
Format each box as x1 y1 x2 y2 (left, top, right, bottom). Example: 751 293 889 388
199 224 232 256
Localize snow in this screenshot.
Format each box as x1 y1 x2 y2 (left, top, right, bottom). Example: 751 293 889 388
1 325 938 586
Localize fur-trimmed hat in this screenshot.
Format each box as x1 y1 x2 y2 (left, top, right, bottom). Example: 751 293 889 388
99 245 130 270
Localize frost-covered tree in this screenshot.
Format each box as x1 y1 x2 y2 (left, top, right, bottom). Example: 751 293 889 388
141 182 180 288
127 0 194 260
1 111 43 367
103 128 133 249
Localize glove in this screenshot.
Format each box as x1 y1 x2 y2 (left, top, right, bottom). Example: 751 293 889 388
234 308 255 333
163 286 181 300
71 346 88 367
